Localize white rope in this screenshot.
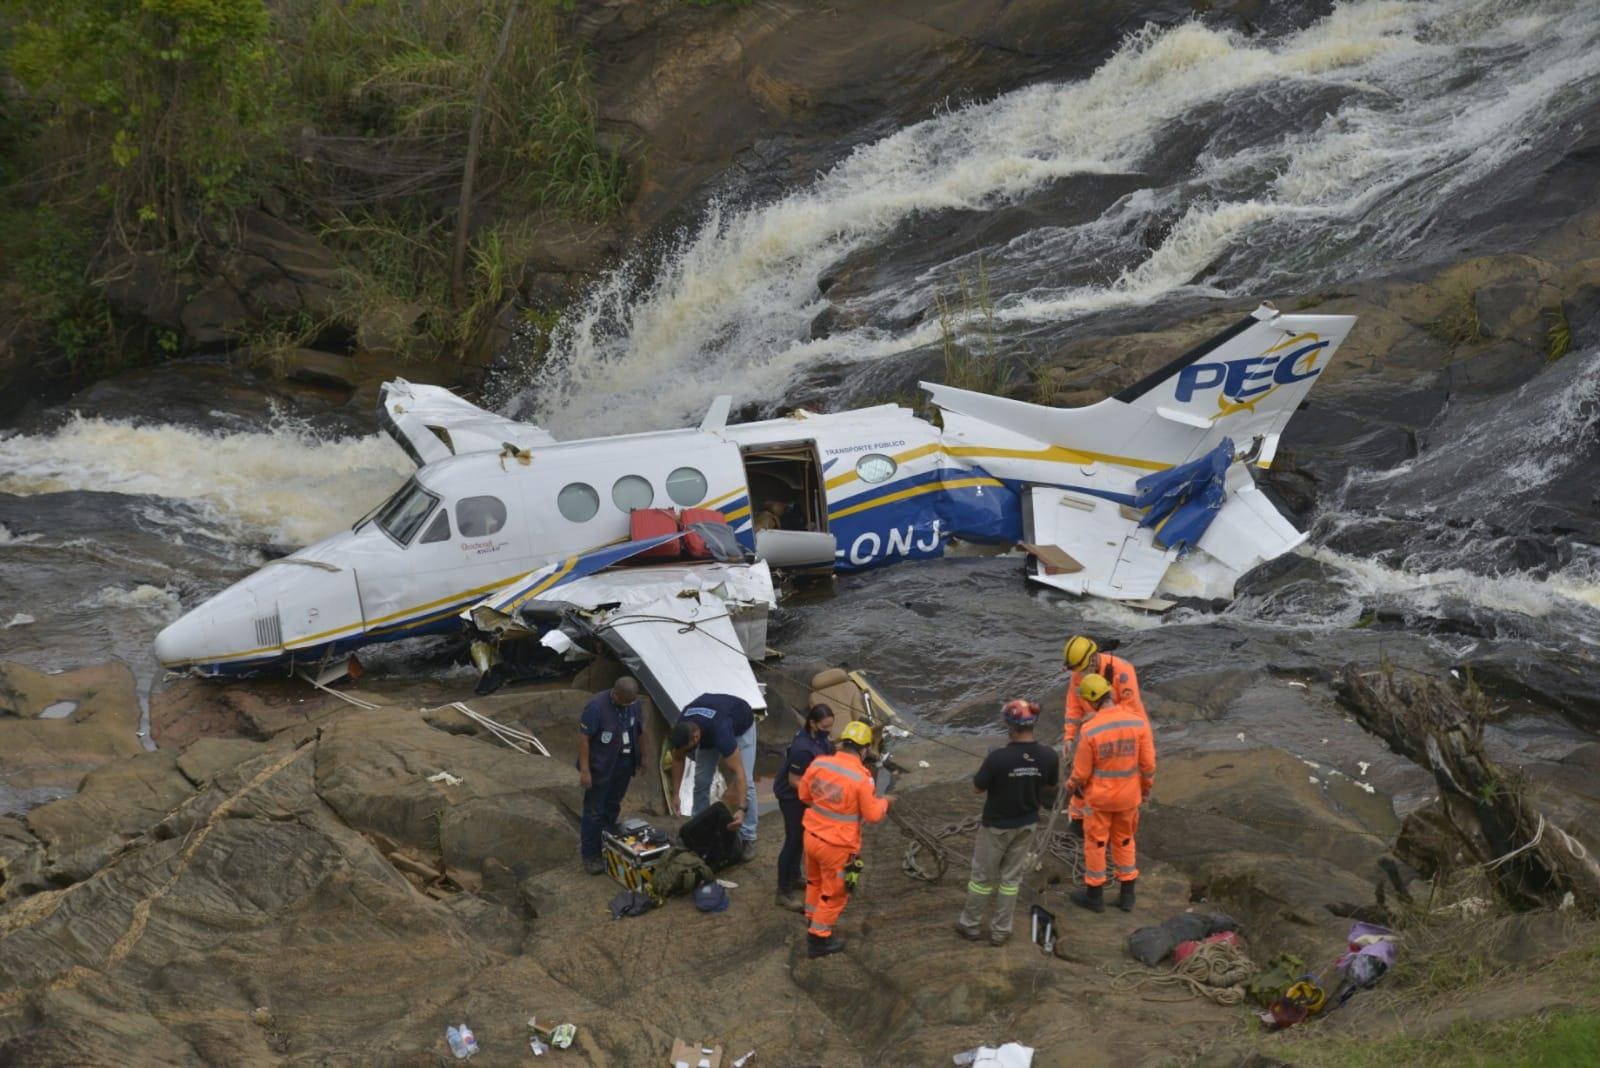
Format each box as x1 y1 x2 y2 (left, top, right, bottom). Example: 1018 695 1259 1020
1485 813 1545 869
305 676 381 710
428 701 552 757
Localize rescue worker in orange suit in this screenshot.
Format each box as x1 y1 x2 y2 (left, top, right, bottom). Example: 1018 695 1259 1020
1067 673 1155 914
797 720 894 958
1062 635 1143 835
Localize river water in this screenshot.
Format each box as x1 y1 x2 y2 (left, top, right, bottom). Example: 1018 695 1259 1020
4 0 1599 816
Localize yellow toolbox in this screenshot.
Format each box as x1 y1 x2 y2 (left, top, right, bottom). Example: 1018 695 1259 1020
602 818 672 895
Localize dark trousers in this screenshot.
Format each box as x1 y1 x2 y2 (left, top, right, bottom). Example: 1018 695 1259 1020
777 794 806 891
580 764 635 860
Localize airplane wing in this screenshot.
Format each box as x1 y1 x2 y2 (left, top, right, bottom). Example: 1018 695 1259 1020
379 379 556 466
459 535 772 720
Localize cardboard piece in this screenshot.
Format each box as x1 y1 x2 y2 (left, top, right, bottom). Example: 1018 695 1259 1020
669 1038 725 1068
1017 541 1084 575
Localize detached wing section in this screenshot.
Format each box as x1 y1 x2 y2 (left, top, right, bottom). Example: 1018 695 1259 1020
379 379 555 466
460 535 773 721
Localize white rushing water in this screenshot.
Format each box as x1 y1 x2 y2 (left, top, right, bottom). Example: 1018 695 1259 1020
0 415 411 546
513 0 1600 435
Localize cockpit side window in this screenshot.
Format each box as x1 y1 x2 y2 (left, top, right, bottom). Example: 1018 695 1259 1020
457 495 507 537
419 509 451 544
375 479 439 546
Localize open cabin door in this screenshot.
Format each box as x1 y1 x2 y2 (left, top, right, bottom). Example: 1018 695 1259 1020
739 440 836 568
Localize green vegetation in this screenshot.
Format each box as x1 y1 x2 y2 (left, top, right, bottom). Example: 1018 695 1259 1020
1 0 627 376
1426 285 1484 346
1283 1011 1600 1067
1544 303 1572 362
936 261 1012 395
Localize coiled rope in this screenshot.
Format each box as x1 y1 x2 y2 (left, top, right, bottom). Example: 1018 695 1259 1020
1107 941 1256 1005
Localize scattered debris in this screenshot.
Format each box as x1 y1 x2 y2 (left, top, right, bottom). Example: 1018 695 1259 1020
1357 760 1371 776
1235 732 1246 742
1288 681 1308 689
427 770 463 786
3 613 34 628
952 1042 1034 1066
670 1037 725 1067
918 760 931 769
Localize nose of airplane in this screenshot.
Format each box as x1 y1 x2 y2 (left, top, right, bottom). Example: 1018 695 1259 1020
154 580 275 672
154 605 213 669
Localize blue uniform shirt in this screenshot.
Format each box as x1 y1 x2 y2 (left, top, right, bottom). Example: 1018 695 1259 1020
772 727 834 803
679 692 755 758
580 691 642 781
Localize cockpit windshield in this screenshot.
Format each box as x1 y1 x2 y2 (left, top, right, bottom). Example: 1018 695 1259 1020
370 478 439 546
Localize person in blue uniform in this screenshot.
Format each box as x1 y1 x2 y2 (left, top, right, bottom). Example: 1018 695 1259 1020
774 704 836 911
668 692 759 857
578 676 643 875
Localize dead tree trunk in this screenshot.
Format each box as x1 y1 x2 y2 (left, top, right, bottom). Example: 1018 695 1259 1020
451 0 521 310
1336 665 1600 913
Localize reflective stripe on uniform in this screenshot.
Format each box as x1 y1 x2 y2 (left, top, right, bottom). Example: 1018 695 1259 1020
997 884 1020 896
811 806 861 824
1083 718 1145 740
1085 869 1106 880
1093 768 1138 778
812 759 866 783
968 881 994 896
1115 865 1138 874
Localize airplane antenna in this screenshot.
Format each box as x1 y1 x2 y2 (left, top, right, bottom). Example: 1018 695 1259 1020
700 395 733 432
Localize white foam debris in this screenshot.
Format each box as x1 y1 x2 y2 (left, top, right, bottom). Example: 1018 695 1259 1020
1288 681 1308 689
3 613 34 629
1235 732 1246 742
78 584 183 621
1309 776 1321 785
1358 761 1371 776
0 523 42 545
1356 781 1376 794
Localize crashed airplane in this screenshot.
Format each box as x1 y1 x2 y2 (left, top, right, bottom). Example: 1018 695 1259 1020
154 303 1355 719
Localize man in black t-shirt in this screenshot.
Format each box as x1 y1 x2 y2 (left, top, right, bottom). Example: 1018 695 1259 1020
955 699 1061 946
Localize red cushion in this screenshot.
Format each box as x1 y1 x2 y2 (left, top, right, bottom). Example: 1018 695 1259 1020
629 508 682 559
679 507 725 559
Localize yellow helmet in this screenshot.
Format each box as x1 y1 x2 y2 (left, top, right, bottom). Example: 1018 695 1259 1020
1078 673 1111 704
1064 635 1098 671
839 720 874 747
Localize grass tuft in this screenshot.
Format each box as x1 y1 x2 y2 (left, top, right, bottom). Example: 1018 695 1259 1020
1544 304 1572 363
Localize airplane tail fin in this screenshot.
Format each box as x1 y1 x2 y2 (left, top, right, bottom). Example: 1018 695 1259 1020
1113 303 1356 466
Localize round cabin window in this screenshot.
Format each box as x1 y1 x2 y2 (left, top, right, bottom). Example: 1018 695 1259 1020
856 453 898 485
557 482 600 522
612 474 655 512
666 466 708 507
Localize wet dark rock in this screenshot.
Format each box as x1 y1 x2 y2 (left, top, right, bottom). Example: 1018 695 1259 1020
1442 339 1548 396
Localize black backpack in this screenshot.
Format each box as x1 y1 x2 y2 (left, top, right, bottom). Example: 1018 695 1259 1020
678 802 742 871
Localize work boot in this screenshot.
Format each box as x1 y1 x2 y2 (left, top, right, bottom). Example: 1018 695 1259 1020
989 930 1011 947
954 921 984 942
1071 884 1105 914
1117 879 1137 913
738 839 758 863
582 855 605 876
776 889 805 914
806 933 847 959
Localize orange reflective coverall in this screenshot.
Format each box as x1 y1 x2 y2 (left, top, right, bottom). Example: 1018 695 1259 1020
1063 653 1143 819
798 750 889 939
1067 700 1155 887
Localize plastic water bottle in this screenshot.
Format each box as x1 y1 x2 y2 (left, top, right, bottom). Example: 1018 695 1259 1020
460 1024 478 1057
446 1026 468 1059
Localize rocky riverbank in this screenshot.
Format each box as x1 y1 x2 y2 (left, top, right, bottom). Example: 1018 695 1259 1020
4 655 1597 1065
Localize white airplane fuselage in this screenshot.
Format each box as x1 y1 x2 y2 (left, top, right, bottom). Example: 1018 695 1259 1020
154 305 1356 677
